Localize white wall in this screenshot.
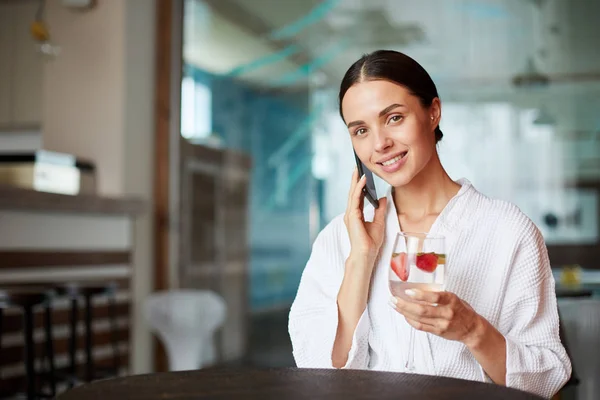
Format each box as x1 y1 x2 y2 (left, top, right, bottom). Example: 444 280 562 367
42 0 126 196
40 0 157 374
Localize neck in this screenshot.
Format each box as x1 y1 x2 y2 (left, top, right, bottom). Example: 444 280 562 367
392 151 460 217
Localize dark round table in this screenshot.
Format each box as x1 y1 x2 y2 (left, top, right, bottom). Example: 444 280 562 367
56 367 545 400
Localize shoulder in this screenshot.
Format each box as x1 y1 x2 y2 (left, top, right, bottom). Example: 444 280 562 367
468 186 541 241
302 213 351 277
466 186 549 278
316 213 346 241
311 213 350 255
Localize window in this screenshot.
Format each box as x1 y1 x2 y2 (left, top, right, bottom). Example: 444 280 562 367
181 75 212 139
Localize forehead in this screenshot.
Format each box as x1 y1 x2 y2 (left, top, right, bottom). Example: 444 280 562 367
341 80 417 119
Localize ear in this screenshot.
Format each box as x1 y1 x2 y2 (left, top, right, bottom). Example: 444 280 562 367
430 98 442 127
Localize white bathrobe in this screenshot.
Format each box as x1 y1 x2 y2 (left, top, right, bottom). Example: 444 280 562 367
288 179 571 399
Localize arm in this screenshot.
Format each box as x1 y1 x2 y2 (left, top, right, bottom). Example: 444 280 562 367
288 221 372 369
391 289 508 384
496 223 571 398
390 221 570 398
333 254 373 367
290 170 387 369
463 314 506 385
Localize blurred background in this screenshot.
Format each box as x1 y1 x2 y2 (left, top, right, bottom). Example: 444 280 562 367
0 0 599 399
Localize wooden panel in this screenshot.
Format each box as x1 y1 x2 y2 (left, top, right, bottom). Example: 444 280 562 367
179 143 251 364
0 211 131 250
0 185 145 215
0 297 131 397
0 327 130 367
0 352 129 396
0 277 130 290
0 251 130 269
153 0 173 294
183 142 252 171
1 302 130 334
189 172 217 268
153 0 176 373
548 245 600 269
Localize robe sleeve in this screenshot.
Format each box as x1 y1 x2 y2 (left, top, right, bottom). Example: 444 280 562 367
288 216 371 369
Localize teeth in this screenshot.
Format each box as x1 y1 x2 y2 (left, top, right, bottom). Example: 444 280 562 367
382 153 406 166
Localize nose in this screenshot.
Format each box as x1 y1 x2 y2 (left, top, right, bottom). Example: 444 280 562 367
373 129 393 153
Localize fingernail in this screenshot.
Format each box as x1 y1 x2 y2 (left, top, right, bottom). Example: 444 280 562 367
360 174 366 180
389 296 398 305
405 289 416 298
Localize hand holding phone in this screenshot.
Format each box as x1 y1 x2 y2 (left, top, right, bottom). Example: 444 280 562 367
343 157 387 268
354 151 379 209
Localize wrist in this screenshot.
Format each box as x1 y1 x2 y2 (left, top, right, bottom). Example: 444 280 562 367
463 314 487 351
347 252 376 269
340 255 374 304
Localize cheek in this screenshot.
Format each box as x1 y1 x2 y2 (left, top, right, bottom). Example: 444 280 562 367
391 122 435 162
351 138 373 163
389 120 427 147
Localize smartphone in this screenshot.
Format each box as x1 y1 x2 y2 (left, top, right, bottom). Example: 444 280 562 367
354 151 379 209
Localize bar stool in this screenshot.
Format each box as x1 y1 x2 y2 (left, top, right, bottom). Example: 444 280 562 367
55 282 120 386
0 287 57 400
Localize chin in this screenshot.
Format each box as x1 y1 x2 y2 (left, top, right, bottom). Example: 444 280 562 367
378 169 415 188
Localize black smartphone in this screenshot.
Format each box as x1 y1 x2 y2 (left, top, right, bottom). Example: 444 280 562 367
354 151 379 209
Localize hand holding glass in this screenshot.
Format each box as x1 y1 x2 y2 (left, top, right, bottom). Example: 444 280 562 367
388 232 446 372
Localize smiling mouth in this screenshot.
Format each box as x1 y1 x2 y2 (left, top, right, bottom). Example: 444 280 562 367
378 152 407 166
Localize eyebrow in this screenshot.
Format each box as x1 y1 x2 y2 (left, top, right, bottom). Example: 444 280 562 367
346 103 406 128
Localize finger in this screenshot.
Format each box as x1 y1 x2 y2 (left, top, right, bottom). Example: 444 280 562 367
373 197 387 224
388 299 439 326
393 306 453 332
347 166 359 204
406 316 452 336
345 167 359 224
397 293 456 322
405 317 439 334
349 174 367 212
404 289 444 305
390 296 444 320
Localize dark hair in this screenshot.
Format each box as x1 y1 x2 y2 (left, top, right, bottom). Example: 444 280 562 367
338 50 443 142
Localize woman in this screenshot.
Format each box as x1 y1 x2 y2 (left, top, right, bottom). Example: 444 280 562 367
288 50 571 399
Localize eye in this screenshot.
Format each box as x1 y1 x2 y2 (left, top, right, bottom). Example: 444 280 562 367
387 115 403 124
354 128 367 136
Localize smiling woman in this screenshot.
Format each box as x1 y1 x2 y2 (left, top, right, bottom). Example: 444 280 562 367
339 51 446 190
288 50 572 399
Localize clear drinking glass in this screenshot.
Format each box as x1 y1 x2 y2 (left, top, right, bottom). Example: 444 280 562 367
388 232 446 372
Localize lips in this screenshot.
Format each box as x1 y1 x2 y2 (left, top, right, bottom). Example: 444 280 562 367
376 151 408 173
379 152 407 166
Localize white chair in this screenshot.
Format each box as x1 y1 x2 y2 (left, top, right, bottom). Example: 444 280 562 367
558 298 600 400
145 290 227 371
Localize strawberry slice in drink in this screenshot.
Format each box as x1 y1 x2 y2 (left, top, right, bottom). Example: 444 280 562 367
416 253 439 273
391 252 408 281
